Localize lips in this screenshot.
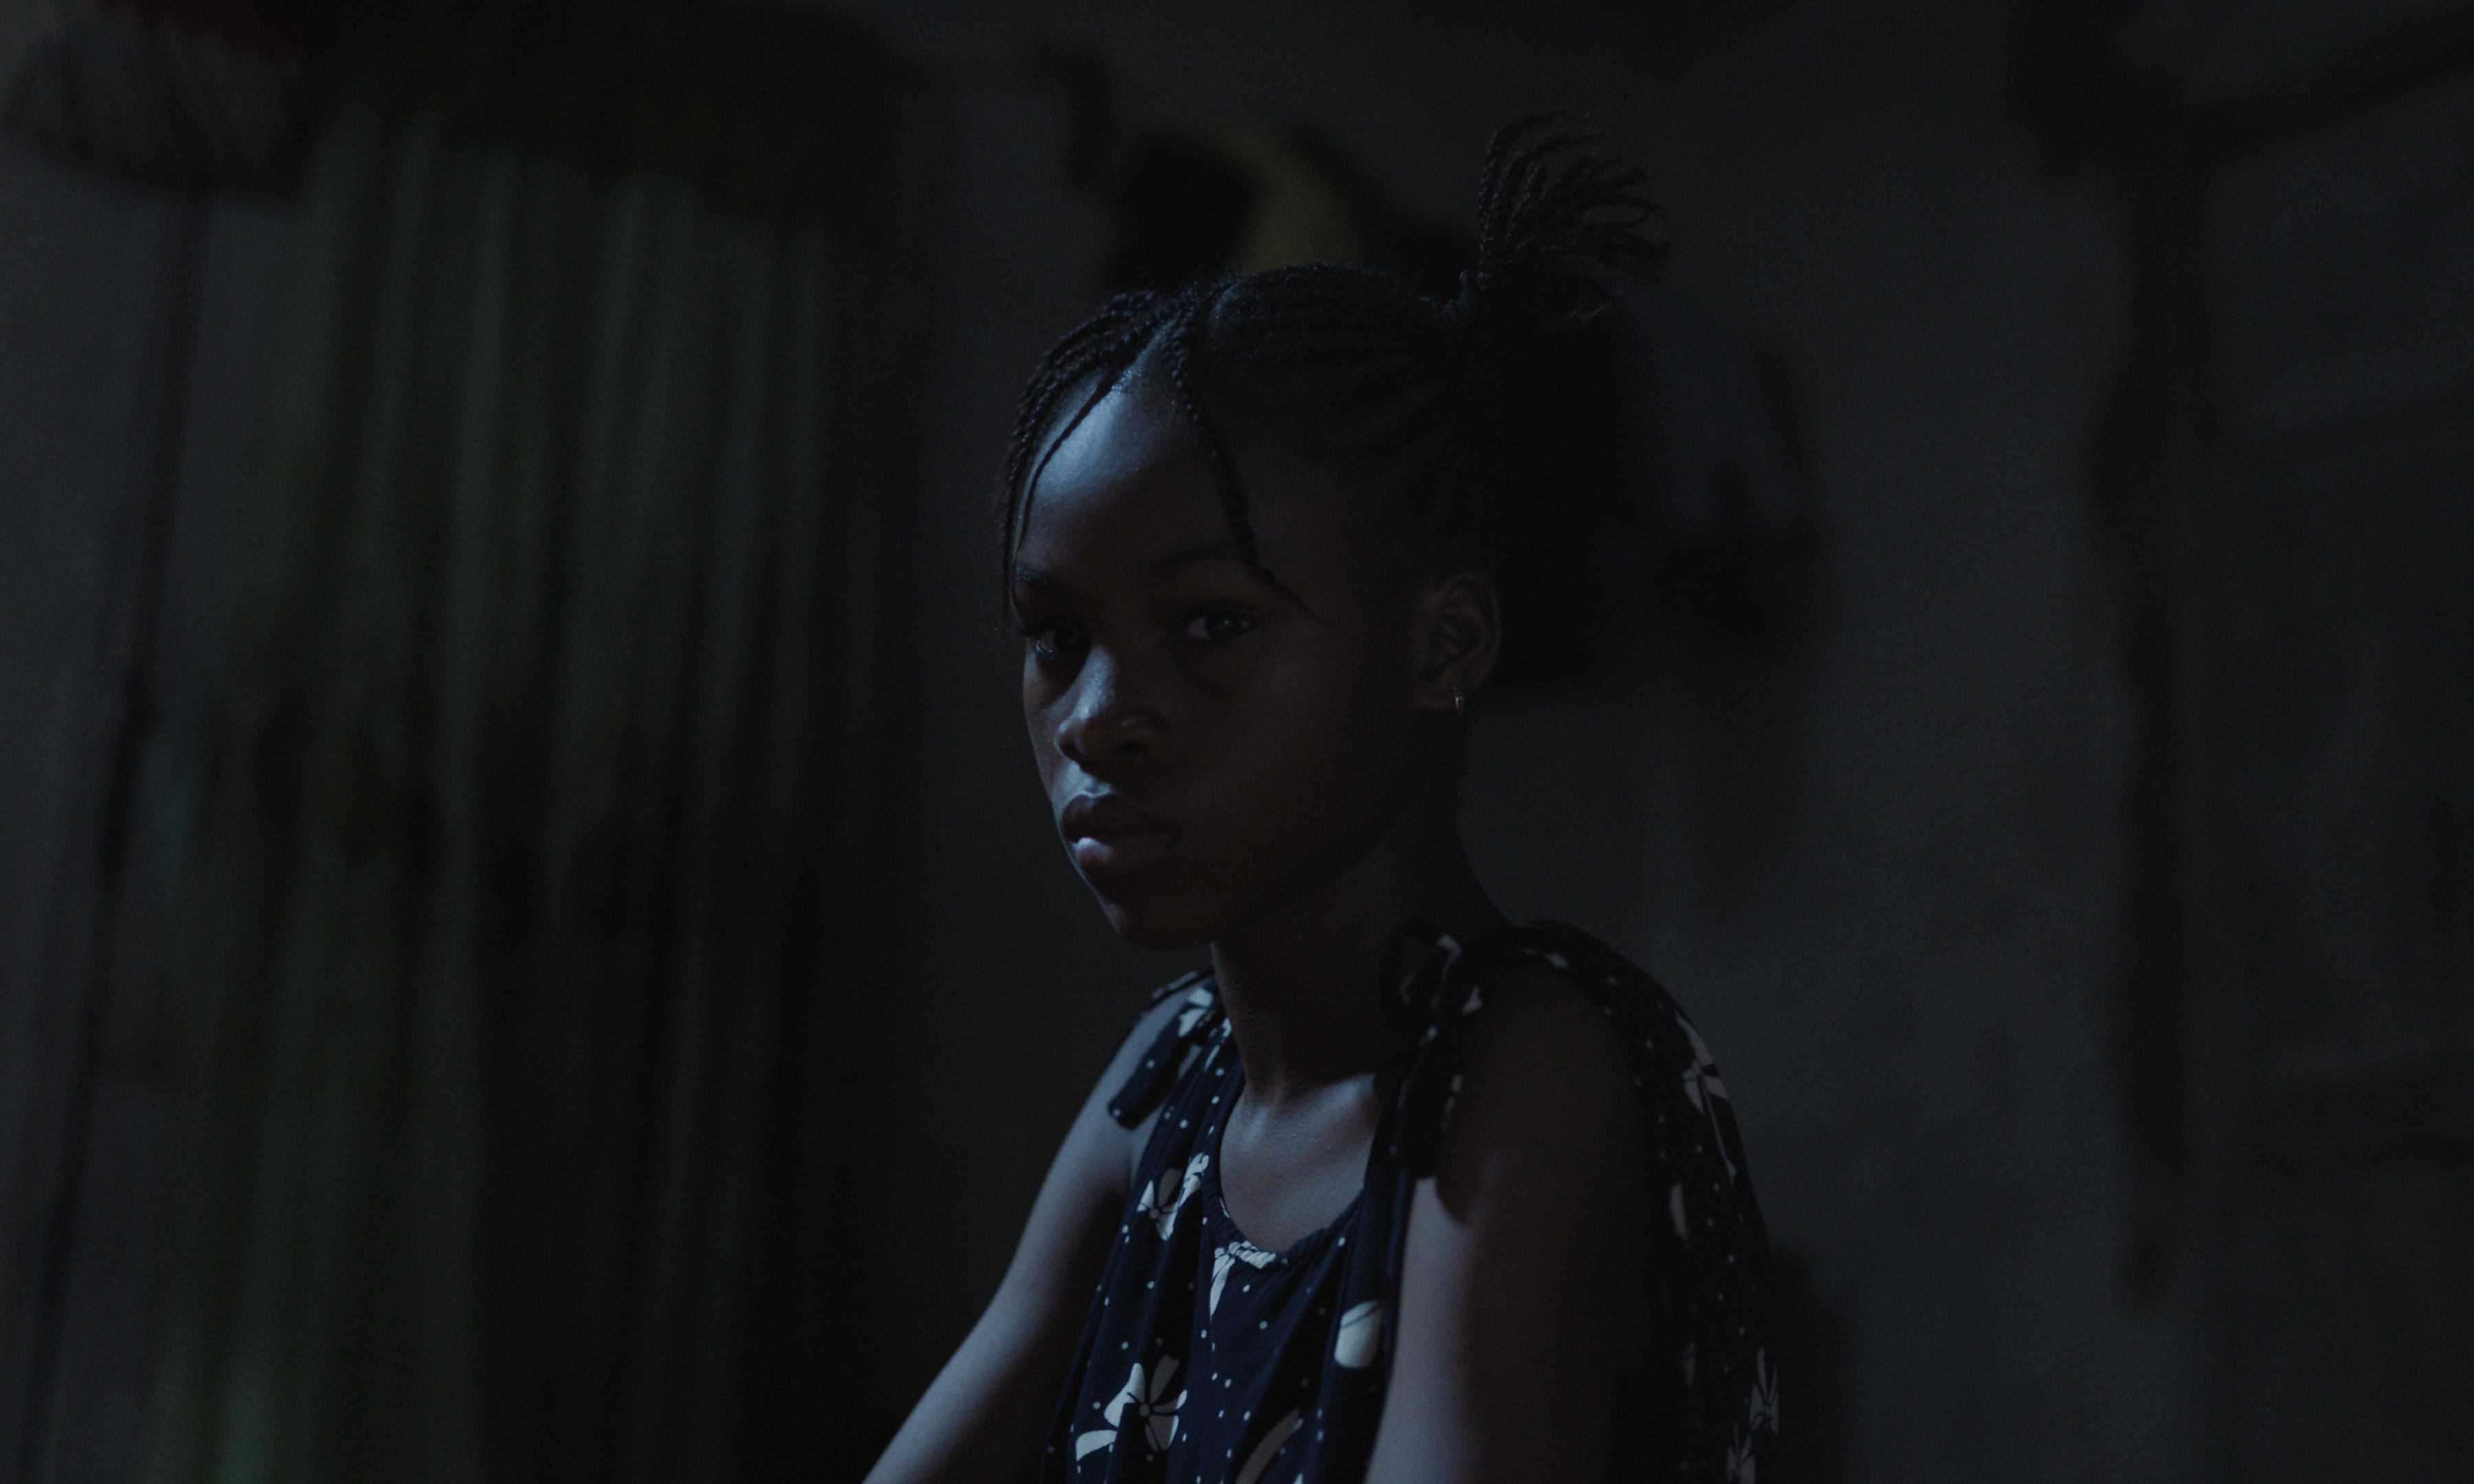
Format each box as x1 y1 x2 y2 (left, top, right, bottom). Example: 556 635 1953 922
1060 791 1178 876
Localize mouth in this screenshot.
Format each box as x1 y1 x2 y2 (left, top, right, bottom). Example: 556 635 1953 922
1060 791 1179 877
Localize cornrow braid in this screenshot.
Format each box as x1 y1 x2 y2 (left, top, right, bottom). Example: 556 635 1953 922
1001 115 1667 690
1159 289 1271 582
999 290 1168 563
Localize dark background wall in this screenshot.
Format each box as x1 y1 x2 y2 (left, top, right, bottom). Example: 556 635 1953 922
3 1 2469 1481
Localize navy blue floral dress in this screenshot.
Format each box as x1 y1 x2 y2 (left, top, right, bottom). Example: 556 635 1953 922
1039 921 1779 1484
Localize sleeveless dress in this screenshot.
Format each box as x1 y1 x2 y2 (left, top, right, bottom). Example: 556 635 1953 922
1039 921 1779 1484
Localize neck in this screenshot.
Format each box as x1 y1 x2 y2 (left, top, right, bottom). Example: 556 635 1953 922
1207 798 1505 1108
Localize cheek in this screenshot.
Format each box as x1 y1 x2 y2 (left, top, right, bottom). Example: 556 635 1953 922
1021 678 1066 776
1203 646 1415 816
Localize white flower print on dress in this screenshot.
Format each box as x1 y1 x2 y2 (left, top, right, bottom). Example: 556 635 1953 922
1332 1300 1385 1369
1210 1239 1275 1315
1232 1408 1302 1484
1172 987 1216 1039
1137 1153 1210 1239
1678 1017 1730 1110
1746 1347 1781 1434
1726 1431 1757 1484
1210 1247 1236 1316
1678 1015 1738 1181
1073 1355 1186 1461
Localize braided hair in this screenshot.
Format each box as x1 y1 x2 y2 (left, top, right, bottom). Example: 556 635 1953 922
1000 115 1667 691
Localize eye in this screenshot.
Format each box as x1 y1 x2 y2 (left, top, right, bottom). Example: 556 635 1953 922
1020 621 1086 664
1177 609 1256 646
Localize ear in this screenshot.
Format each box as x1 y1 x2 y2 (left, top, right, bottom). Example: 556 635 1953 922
1414 570 1502 715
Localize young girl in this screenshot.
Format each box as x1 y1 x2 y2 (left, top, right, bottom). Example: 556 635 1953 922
867 119 1777 1484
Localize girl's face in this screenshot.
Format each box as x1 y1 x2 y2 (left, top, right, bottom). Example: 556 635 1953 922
1010 383 1448 949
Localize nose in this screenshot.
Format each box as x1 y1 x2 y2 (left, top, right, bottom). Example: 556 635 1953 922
1054 651 1168 769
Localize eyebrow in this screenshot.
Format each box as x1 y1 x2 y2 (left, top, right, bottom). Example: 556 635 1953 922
1148 541 1249 575
1009 544 1253 590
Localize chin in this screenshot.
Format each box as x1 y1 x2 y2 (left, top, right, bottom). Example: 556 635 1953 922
1082 872 1234 952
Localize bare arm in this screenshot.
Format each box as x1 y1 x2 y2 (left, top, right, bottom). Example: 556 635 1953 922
865 994 1188 1484
1365 968 1651 1484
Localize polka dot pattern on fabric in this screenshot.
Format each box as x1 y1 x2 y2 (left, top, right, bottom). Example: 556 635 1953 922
1042 922 1777 1483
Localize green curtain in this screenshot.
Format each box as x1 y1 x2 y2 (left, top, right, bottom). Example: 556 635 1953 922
144 15 884 1481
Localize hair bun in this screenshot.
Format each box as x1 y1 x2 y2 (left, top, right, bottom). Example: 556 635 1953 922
1434 117 1669 687
1452 115 1667 333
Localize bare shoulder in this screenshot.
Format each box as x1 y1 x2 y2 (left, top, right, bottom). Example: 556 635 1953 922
1465 960 1636 1084
1434 960 1646 1202
1368 961 1649 1483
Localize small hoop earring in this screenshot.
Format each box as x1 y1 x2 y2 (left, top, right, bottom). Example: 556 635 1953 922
1451 690 1467 716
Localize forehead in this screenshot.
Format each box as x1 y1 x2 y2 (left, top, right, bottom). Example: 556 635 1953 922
1014 381 1390 583
1016 383 1220 562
